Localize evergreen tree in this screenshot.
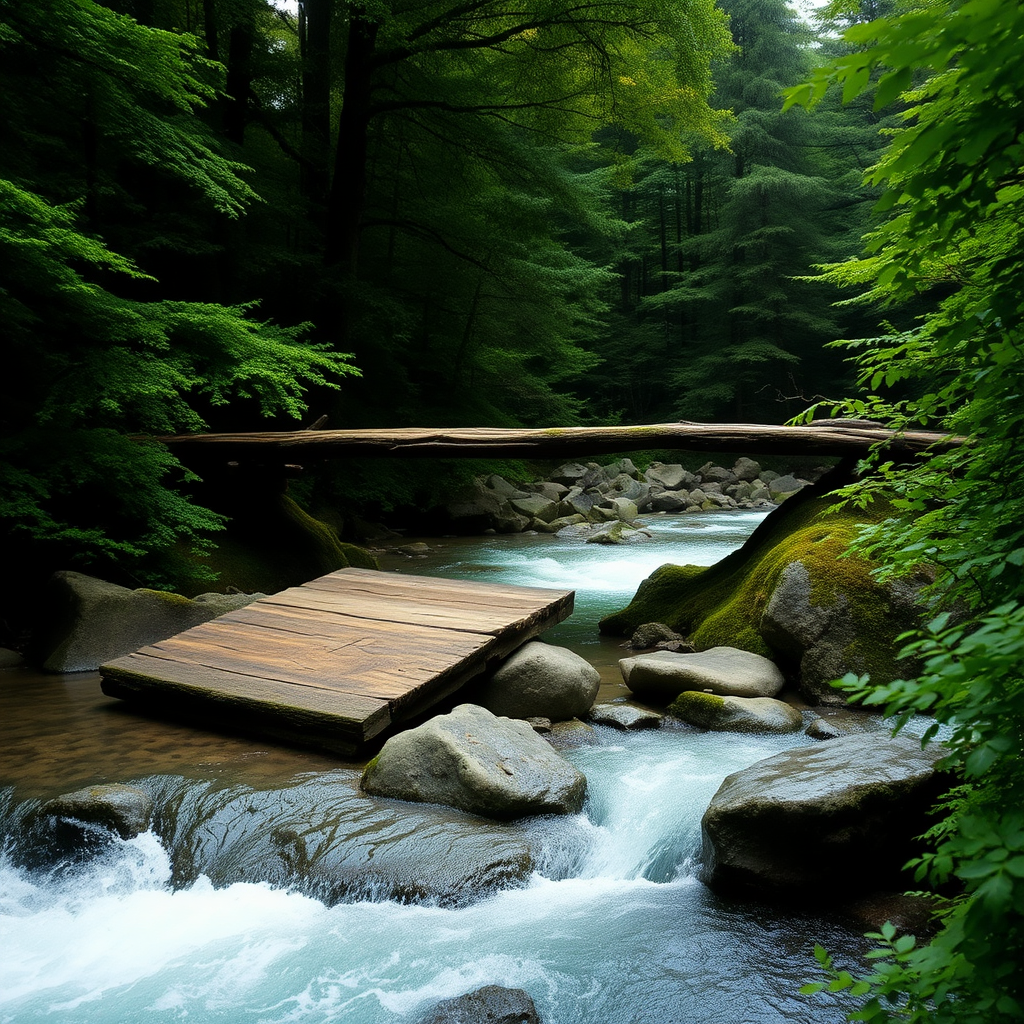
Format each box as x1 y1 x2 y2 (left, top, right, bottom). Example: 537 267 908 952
0 0 357 592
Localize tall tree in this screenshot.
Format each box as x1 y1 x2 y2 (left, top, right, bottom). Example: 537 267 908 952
0 0 357 591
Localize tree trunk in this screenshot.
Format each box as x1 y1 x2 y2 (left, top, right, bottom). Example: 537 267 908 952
224 15 254 145
325 12 380 271
299 0 332 203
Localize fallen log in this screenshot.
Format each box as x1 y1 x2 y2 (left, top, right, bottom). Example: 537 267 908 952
145 422 962 462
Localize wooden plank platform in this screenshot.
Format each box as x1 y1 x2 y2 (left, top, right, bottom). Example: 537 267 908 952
99 568 574 756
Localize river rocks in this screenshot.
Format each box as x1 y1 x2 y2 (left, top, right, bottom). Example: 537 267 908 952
34 571 264 673
600 489 932 705
38 783 154 839
585 521 650 545
475 641 600 722
628 622 686 650
619 647 786 702
588 702 662 730
419 986 541 1024
362 704 587 819
700 732 949 895
139 771 536 907
428 458 807 537
668 692 803 734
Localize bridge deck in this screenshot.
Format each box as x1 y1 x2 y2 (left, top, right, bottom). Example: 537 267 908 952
99 568 574 756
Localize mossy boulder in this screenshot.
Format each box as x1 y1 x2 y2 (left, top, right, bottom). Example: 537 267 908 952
599 485 927 704
668 691 803 734
197 493 379 596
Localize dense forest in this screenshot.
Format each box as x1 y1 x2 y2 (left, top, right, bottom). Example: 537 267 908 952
2 0 1023 1017
1 0 897 592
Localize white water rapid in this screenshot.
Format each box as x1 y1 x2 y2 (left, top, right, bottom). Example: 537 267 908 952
1 511 865 1024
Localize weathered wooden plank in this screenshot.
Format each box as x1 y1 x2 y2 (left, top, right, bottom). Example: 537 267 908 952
146 422 963 462
99 568 575 754
101 653 392 743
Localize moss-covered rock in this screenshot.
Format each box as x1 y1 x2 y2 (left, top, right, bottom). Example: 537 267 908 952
668 691 804 734
600 485 926 704
197 493 379 596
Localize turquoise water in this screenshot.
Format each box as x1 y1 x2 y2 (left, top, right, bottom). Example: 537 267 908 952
0 511 866 1024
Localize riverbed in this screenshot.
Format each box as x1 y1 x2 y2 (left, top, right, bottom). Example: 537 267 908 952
0 511 865 1023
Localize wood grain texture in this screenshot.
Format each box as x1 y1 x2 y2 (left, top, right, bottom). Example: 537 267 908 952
144 422 963 462
99 568 574 752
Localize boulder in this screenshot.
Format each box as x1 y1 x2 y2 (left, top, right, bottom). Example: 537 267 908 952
419 986 541 1024
546 717 598 749
557 489 596 519
650 491 691 513
35 572 264 673
768 474 808 501
600 496 639 522
601 457 639 482
761 561 929 704
533 514 586 534
484 475 530 499
628 622 685 650
600 488 930 705
509 495 560 523
700 465 737 486
549 463 592 487
37 783 153 839
701 733 949 895
589 703 662 731
644 463 696 490
476 641 600 722
361 704 587 819
732 457 762 482
668 692 803 734
586 522 650 545
619 647 786 701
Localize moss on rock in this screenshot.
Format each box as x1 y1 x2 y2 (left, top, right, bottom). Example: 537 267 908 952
601 488 920 700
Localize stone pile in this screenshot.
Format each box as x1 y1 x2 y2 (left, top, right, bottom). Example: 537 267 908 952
437 456 810 539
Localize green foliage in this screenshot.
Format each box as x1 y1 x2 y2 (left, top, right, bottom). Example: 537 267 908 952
0 0 357 592
786 0 1024 1019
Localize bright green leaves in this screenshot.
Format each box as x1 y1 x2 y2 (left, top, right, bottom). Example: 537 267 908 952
786 0 1024 1020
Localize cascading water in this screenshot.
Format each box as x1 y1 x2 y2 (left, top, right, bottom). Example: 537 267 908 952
0 511 866 1024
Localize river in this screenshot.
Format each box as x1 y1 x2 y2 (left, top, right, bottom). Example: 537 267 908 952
0 510 865 1023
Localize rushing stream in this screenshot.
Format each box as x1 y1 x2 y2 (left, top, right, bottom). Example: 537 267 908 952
0 511 866 1024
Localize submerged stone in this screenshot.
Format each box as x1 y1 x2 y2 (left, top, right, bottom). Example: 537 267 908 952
669 692 803 734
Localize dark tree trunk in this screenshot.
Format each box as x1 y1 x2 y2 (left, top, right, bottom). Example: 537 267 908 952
224 16 254 145
299 0 332 203
325 13 380 271
202 0 219 60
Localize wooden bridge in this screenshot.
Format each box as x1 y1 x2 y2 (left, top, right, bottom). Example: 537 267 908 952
100 568 573 756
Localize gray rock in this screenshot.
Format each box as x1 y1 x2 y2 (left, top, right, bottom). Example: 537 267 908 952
557 490 595 519
419 985 541 1024
668 692 803 734
644 463 696 490
533 514 586 534
396 542 432 556
361 704 587 819
532 481 569 502
546 718 598 749
509 495 559 523
36 572 265 673
619 647 786 701
701 733 949 894
555 523 593 540
599 496 639 522
39 783 154 839
601 457 639 481
805 717 844 740
650 491 691 513
586 522 650 545
768 474 808 501
628 622 685 649
589 703 662 731
761 562 930 705
549 463 592 487
759 469 781 483
484 475 530 499
699 464 737 485
732 457 762 482
477 641 600 722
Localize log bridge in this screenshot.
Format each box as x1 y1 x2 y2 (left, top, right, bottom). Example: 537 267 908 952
105 420 958 756
100 568 573 756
